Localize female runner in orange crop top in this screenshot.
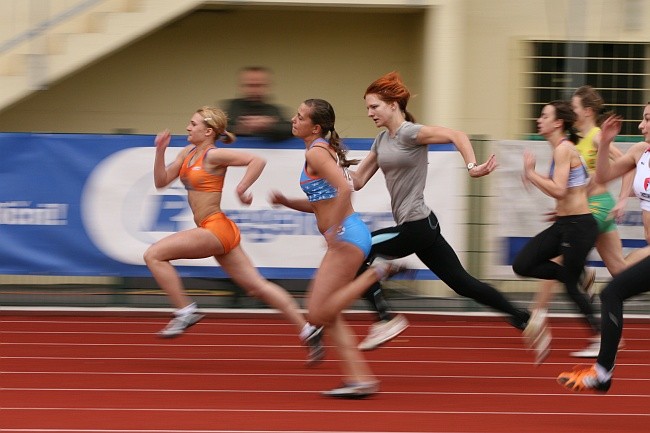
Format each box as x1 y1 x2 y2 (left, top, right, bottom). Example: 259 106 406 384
143 106 324 366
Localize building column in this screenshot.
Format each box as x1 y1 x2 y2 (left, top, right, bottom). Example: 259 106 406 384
421 0 465 129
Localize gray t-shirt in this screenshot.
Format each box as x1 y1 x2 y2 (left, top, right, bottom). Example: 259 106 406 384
371 121 431 225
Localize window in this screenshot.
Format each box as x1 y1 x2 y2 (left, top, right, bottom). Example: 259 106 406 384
524 41 650 138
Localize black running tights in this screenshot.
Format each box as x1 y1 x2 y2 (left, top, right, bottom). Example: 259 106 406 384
598 256 650 371
512 214 599 332
361 212 527 322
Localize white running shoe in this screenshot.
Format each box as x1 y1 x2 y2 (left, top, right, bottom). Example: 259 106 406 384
158 312 205 338
570 341 600 358
522 309 546 349
522 309 551 365
572 336 625 357
322 381 379 399
532 327 552 366
358 314 409 351
370 258 413 281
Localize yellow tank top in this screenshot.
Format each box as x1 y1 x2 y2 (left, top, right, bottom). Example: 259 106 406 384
574 126 599 174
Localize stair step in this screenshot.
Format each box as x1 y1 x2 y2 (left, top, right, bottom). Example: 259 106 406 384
0 0 202 111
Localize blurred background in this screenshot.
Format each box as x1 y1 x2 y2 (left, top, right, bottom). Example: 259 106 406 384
1 0 650 314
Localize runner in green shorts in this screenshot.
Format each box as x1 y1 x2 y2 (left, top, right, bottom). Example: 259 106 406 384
588 192 618 234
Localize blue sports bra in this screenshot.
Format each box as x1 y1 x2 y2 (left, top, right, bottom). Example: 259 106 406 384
300 139 339 202
548 158 589 188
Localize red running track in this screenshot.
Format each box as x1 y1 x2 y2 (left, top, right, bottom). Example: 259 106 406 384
1 312 649 432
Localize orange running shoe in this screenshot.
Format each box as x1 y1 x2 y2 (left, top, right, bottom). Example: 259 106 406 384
557 365 611 393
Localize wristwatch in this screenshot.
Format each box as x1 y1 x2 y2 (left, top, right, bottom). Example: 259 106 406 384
466 162 477 171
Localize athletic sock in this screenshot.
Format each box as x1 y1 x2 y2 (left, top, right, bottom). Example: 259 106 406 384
594 363 612 382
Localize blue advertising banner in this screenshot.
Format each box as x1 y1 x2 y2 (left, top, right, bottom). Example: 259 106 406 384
1 134 464 279
1 133 159 277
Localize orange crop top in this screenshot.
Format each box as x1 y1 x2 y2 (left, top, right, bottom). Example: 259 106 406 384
179 147 225 192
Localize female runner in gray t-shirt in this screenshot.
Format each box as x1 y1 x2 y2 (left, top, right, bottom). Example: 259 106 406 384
351 72 530 344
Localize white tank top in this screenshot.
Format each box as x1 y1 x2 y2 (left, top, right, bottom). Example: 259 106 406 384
633 146 650 212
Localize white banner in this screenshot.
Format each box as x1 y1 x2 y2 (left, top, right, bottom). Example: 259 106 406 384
492 140 647 279
82 146 467 278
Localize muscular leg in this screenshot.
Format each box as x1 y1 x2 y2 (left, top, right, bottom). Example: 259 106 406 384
218 246 307 333
328 314 376 382
624 245 650 267
308 242 368 326
596 230 627 277
308 241 378 387
218 245 324 365
144 227 225 309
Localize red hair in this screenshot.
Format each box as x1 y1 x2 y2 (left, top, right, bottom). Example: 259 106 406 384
364 71 415 122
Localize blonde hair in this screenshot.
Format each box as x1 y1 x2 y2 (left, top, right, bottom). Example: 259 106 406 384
196 106 236 144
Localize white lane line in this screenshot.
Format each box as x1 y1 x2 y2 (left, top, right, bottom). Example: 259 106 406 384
2 407 650 416
3 386 650 398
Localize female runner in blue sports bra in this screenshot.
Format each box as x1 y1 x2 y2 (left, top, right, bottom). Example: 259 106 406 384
269 98 402 399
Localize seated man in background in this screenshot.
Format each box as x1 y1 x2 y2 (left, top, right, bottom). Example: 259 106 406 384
222 66 293 142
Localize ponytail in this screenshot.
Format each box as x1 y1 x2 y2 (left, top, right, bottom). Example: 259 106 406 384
219 130 236 144
329 129 359 168
567 127 580 145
